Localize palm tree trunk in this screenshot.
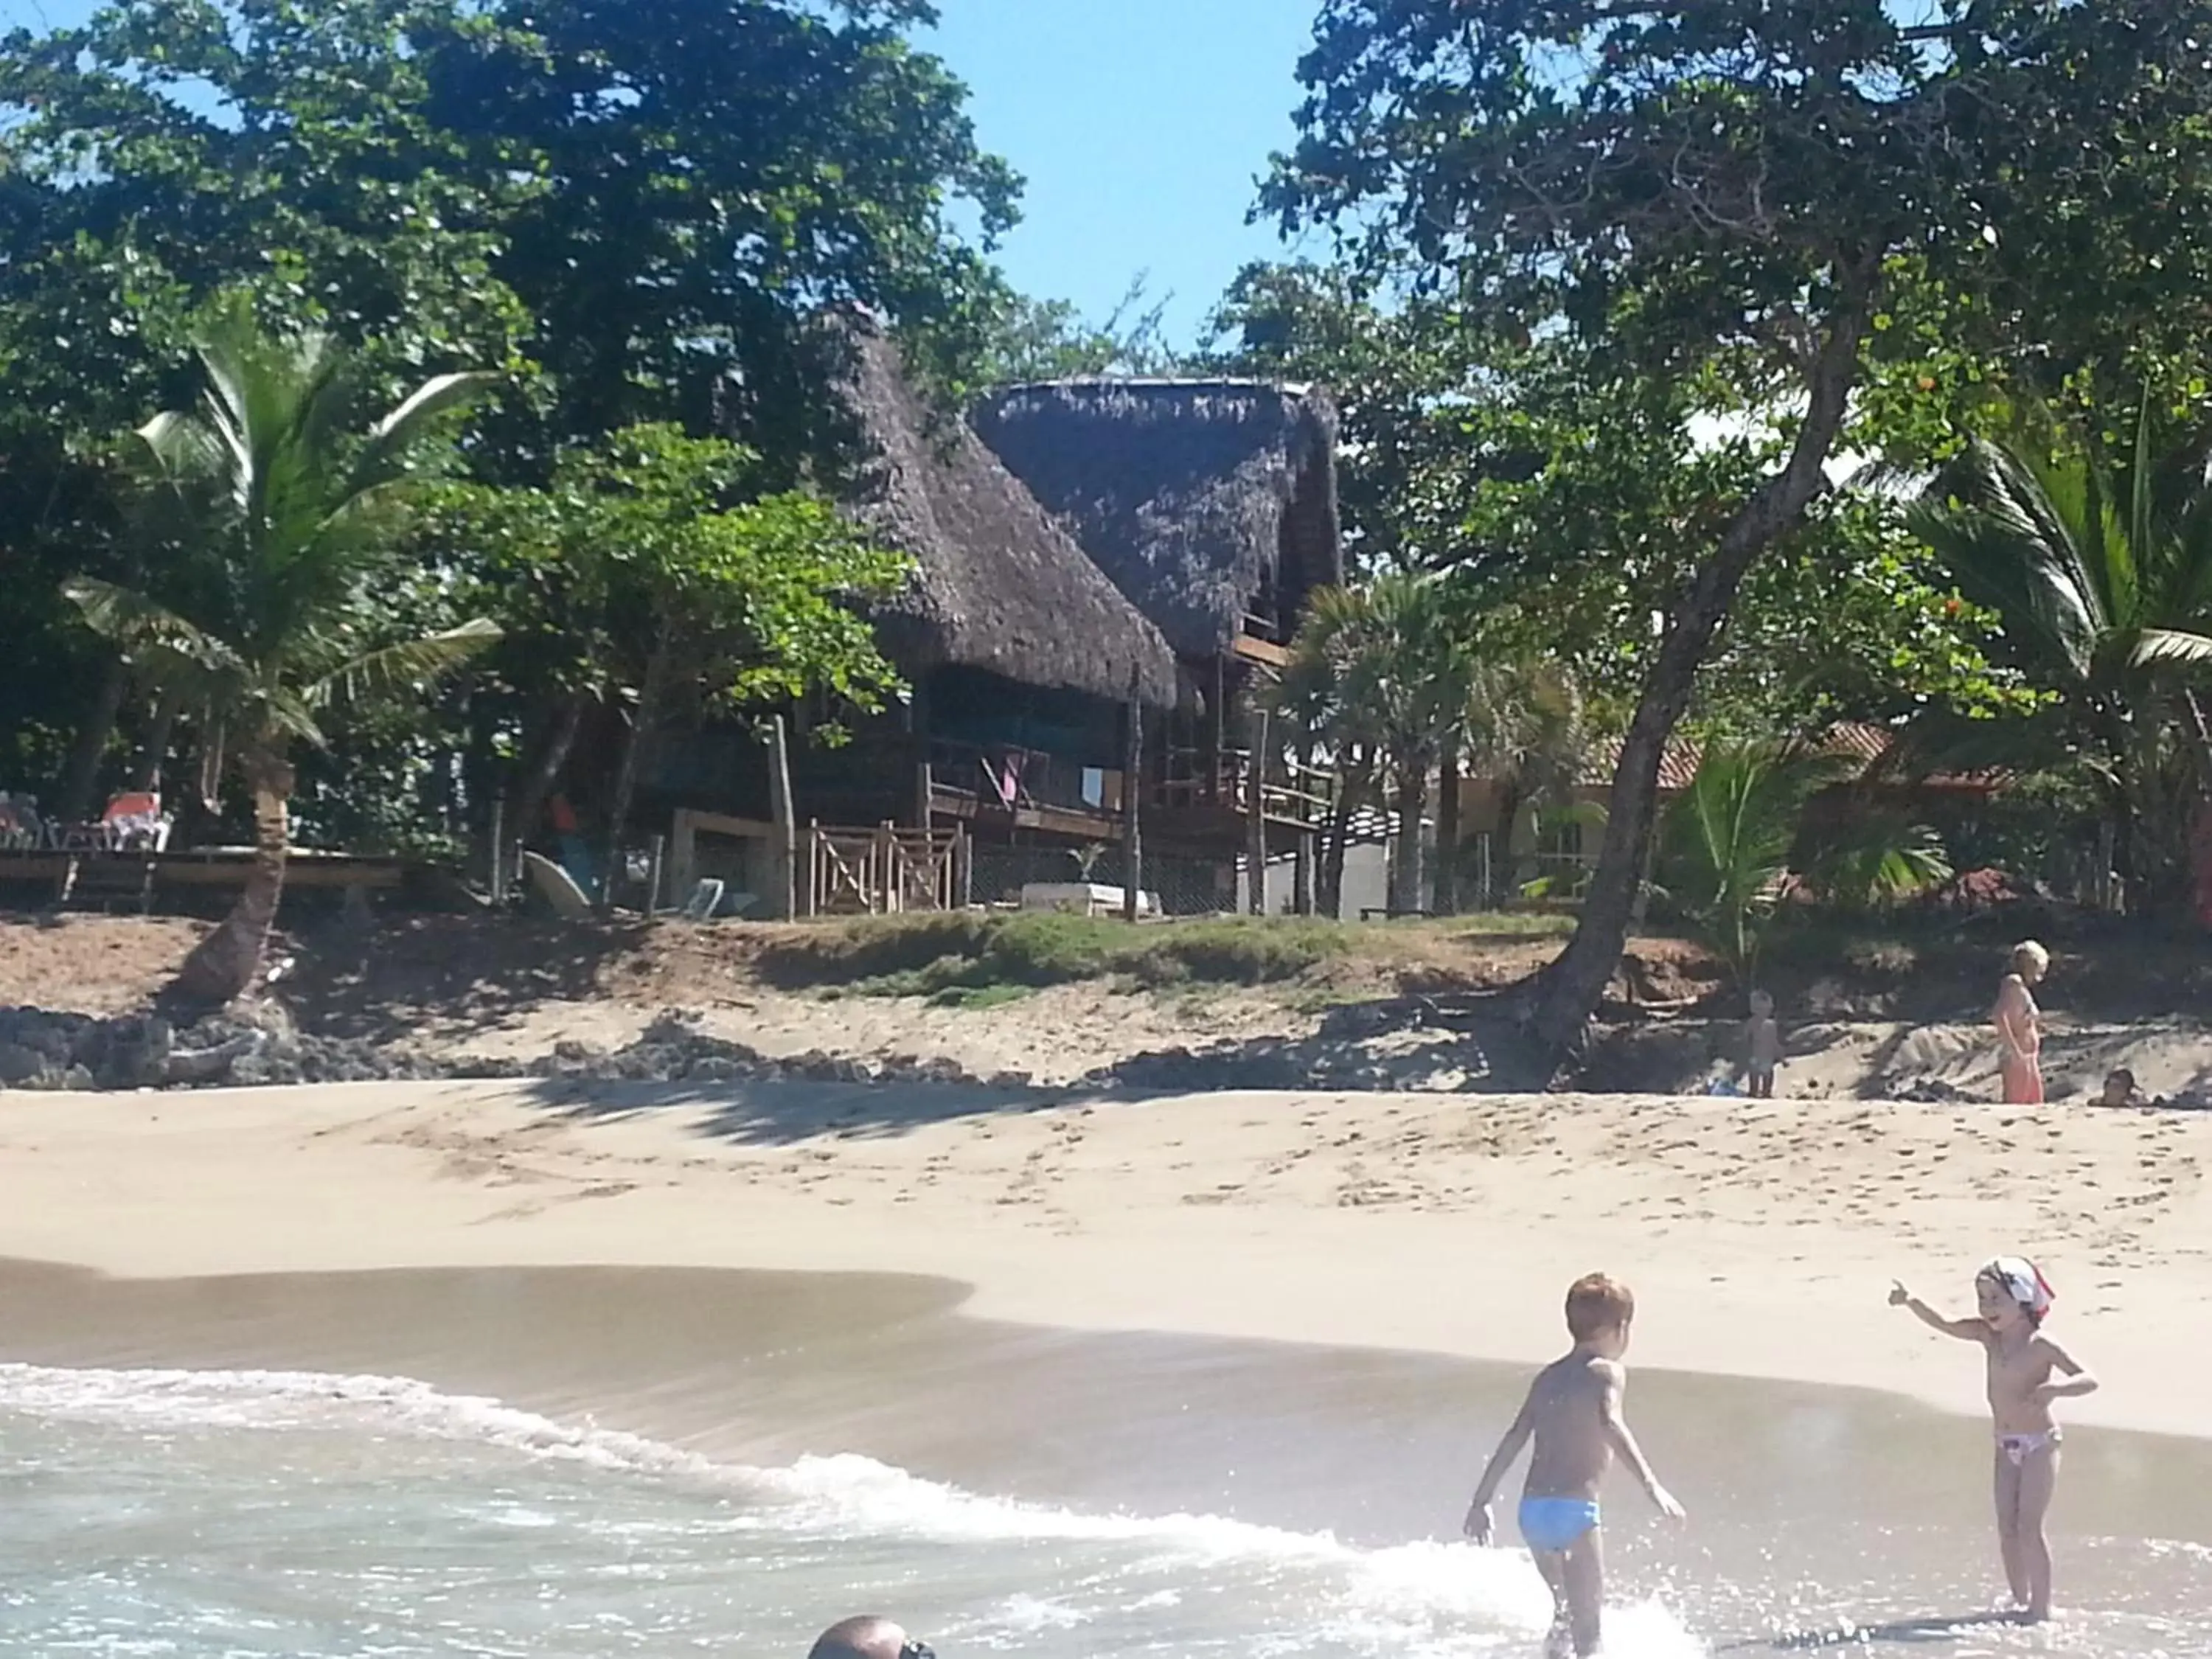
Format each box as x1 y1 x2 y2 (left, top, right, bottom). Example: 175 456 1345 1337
57 657 129 823
1391 760 1427 914
1492 777 1526 906
169 746 293 1007
1320 768 1363 920
599 622 674 910
1434 737 1462 916
133 684 186 793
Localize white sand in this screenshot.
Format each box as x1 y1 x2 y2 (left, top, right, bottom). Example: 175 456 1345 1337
1 1078 2205 1436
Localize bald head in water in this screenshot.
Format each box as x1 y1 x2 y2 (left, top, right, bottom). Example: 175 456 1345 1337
807 1615 916 1659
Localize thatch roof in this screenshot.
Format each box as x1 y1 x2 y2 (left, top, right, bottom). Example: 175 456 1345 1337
835 324 1178 709
972 380 1346 661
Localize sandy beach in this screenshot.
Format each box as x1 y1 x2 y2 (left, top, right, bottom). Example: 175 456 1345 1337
1 1076 2205 1439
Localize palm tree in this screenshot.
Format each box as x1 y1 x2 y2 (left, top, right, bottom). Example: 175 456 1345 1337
1656 740 1848 985
1460 655 1588 907
1906 394 2212 896
1279 572 1469 912
63 296 500 1006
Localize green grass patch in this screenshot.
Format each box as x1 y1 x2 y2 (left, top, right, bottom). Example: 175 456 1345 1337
924 982 1036 1011
757 911 1363 998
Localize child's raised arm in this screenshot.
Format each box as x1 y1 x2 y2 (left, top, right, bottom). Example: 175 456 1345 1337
2034 1335 2100 1401
1596 1361 1686 1520
1462 1391 1535 1544
1890 1281 1988 1340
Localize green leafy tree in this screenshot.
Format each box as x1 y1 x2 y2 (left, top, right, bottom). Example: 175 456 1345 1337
427 0 1020 461
0 0 539 817
63 298 500 1006
1906 396 2212 897
976 278 1180 388
435 425 911 900
1267 0 2212 1067
0 0 1019 847
1208 264 2010 739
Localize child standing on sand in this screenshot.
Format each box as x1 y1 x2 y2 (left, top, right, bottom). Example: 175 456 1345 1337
1464 1274 1685 1658
1745 990 1782 1098
1992 942 2049 1105
1890 1259 2098 1623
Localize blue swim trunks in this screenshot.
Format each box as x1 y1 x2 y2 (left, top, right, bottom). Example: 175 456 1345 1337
1517 1495 1601 1554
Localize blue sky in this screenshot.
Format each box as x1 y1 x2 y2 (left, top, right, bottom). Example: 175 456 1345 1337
922 0 1323 344
0 0 1323 346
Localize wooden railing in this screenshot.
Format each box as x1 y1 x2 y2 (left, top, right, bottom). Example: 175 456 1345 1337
1156 747 1336 830
804 822 970 916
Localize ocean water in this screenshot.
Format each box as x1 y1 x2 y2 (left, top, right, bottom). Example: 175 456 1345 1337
0 1362 1695 1658
3 1259 2210 1659
2 1360 2208 1659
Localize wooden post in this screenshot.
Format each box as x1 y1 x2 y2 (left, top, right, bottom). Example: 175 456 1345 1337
488 797 507 905
1247 705 1270 917
766 714 798 920
646 833 666 918
1122 663 1144 923
911 672 933 831
1209 655 1226 802
1293 732 1316 917
669 809 695 911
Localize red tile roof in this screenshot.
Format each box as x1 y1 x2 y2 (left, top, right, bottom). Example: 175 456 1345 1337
1565 723 1997 793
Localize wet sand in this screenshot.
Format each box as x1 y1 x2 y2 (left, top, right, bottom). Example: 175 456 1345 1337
3 1256 2208 1653
1 1077 2208 1436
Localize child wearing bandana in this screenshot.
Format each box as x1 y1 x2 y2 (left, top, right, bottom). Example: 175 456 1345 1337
1890 1257 2098 1622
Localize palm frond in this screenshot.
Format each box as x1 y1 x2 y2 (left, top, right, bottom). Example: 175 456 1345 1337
304 618 503 709
134 410 228 492
351 372 497 494
2133 627 2212 670
62 577 248 675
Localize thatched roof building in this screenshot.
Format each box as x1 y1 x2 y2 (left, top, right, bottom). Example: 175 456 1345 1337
837 324 1179 709
971 380 1346 662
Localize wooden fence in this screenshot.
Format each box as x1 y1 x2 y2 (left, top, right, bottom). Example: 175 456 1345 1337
804 822 970 917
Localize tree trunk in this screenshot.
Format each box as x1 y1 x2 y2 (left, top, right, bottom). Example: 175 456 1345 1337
133 684 186 793
510 690 589 855
1121 666 1144 922
1390 760 1427 914
57 656 129 823
1246 706 1270 916
168 746 293 1009
1530 273 1874 1068
1492 776 1526 906
1434 736 1462 916
599 625 674 909
1320 772 1360 920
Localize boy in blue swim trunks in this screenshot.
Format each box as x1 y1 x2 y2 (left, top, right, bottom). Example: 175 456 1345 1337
1464 1273 1685 1657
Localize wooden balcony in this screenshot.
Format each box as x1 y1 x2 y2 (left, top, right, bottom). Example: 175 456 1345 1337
1155 746 1335 832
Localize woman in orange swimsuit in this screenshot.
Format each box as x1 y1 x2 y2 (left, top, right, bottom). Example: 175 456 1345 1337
1992 941 2048 1105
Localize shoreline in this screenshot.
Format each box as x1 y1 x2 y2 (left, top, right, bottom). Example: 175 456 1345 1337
1 1077 2205 1439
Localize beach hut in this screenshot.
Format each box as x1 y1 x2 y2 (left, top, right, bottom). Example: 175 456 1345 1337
648 323 1183 914
972 379 1348 905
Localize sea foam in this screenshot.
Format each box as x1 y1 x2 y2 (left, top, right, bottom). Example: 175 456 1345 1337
0 1360 1708 1655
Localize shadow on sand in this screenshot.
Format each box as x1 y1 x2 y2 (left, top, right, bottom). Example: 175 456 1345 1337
512 1073 1071 1147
